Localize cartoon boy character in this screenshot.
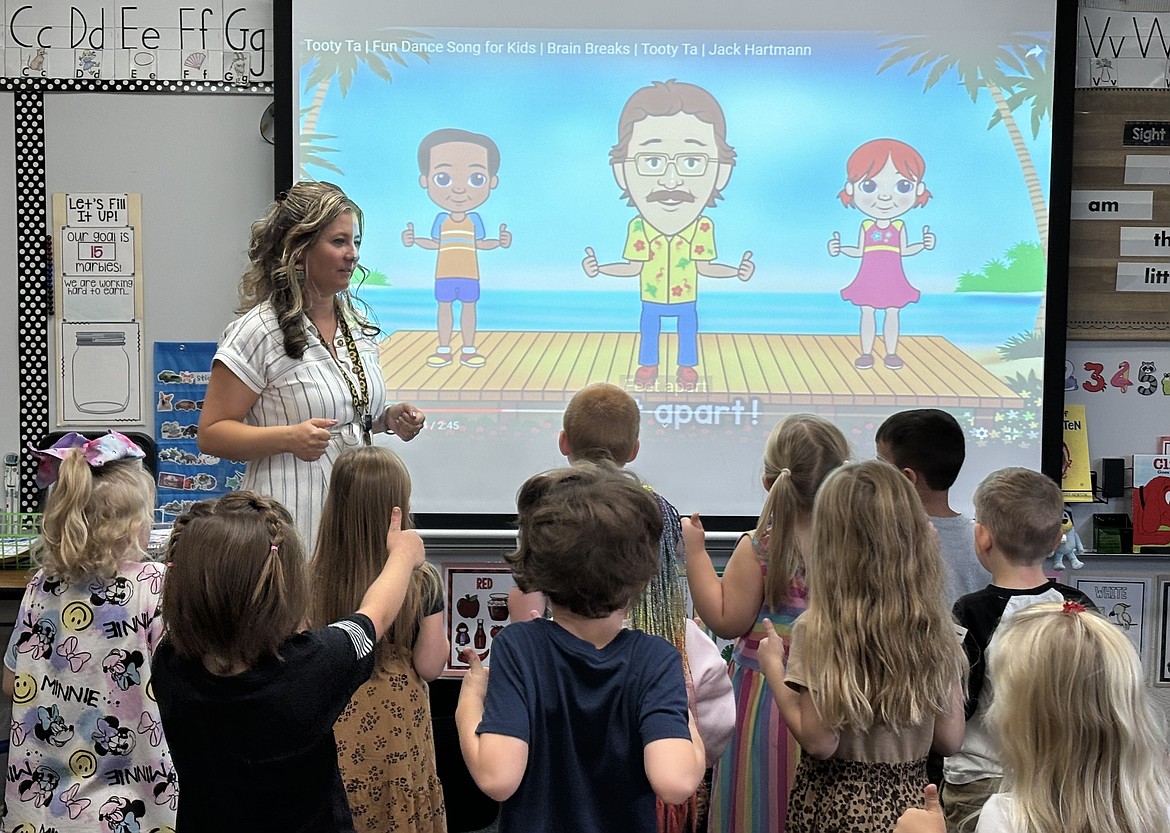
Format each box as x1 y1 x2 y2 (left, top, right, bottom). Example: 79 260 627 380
583 80 754 390
828 138 935 371
403 128 511 369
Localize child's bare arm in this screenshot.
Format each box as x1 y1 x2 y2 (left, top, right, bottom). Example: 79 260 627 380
411 611 449 682
644 712 705 805
761 621 839 759
356 507 424 642
684 519 764 638
931 682 966 757
455 648 529 801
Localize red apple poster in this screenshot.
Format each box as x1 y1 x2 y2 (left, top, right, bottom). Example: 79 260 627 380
444 564 519 677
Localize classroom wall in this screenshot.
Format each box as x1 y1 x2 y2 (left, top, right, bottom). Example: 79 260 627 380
0 91 273 467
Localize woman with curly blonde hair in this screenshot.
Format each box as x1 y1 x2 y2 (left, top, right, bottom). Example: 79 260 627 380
199 181 425 548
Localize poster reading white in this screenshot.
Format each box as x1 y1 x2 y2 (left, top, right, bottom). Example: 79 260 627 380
444 564 519 677
58 321 143 424
1076 577 1150 665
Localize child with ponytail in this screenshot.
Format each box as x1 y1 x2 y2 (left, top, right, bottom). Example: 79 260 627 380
4 432 176 833
685 414 849 832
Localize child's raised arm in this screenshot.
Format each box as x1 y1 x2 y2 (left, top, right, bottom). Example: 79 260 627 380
357 507 425 642
644 712 706 805
455 648 529 801
684 514 765 638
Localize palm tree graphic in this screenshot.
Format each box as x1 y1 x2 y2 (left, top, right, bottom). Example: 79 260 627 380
879 31 1053 332
299 29 433 178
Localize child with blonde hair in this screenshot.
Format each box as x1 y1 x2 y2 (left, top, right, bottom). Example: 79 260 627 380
685 413 848 832
897 602 1170 833
152 490 423 832
4 432 176 832
309 446 448 832
758 459 966 833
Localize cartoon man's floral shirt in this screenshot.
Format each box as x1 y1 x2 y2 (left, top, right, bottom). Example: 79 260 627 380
623 215 717 305
4 562 177 833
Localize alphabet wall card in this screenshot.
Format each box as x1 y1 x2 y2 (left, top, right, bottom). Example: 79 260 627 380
1078 8 1170 89
1133 456 1170 552
1076 577 1150 667
443 563 519 678
1062 405 1093 502
1 0 273 83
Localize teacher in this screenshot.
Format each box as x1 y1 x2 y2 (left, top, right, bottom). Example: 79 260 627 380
199 181 425 549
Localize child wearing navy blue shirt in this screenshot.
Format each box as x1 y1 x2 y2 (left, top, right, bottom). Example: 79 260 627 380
456 463 705 833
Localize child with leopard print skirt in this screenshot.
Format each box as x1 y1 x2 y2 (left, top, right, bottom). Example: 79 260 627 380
758 460 966 833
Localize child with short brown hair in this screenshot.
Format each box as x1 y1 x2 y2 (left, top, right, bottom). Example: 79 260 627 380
941 467 1096 833
457 462 705 833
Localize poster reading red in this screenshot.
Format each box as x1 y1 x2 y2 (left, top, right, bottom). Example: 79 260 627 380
443 564 519 677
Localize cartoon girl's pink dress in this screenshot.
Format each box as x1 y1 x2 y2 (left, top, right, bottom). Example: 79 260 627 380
840 219 921 309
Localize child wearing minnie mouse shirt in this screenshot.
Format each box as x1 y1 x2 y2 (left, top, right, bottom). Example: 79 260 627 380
3 432 176 833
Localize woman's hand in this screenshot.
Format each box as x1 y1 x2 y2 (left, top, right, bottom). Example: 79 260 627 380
287 418 337 461
383 403 426 440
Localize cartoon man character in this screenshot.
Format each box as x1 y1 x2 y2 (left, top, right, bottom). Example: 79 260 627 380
404 128 511 369
583 80 754 390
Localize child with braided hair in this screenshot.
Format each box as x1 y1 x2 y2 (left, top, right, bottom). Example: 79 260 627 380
4 432 175 833
151 490 424 833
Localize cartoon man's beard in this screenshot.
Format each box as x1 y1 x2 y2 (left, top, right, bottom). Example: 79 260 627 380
646 189 696 204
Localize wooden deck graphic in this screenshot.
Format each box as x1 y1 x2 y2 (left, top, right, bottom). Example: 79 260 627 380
381 331 1023 412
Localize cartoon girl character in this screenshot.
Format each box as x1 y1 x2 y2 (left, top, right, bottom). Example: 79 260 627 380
98 796 147 833
15 614 57 660
828 138 935 371
102 648 144 691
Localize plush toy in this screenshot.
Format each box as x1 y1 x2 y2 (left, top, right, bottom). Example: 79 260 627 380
1053 508 1085 570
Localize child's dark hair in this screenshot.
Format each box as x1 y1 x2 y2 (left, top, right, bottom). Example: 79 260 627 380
561 382 640 464
875 408 965 491
506 462 662 619
161 491 307 675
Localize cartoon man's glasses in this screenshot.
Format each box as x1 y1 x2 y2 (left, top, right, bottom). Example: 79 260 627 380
627 153 716 177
